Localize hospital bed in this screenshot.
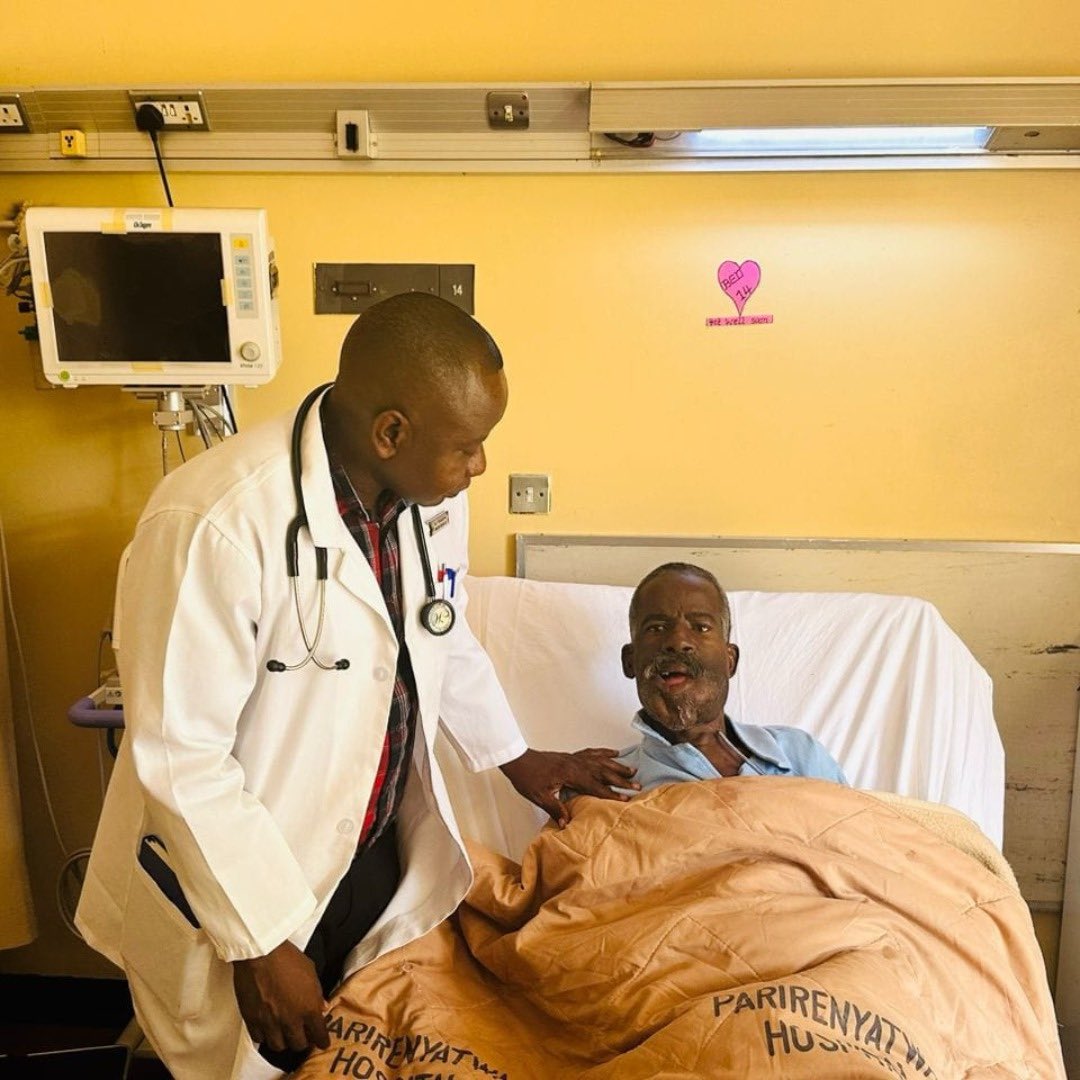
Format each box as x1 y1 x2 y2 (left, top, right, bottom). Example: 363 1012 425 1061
290 574 1065 1080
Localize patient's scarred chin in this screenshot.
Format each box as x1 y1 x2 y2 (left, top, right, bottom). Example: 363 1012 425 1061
641 675 726 737
663 701 705 733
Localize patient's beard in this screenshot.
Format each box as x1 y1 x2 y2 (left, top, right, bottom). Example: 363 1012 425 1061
642 671 727 737
665 697 705 732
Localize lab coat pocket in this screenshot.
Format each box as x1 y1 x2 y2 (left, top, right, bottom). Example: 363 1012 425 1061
121 857 215 1020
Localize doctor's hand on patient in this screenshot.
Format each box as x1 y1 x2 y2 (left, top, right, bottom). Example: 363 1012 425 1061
233 939 331 1059
499 748 640 828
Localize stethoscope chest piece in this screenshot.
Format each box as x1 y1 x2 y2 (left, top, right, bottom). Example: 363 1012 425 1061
420 598 455 636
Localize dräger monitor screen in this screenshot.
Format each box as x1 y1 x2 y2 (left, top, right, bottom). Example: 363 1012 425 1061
43 232 230 364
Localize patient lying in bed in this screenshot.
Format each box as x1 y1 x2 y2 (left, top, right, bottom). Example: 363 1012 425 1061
287 572 1065 1079
617 562 847 789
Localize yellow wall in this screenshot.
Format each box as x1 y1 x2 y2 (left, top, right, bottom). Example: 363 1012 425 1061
8 0 1080 83
2 1 1078 980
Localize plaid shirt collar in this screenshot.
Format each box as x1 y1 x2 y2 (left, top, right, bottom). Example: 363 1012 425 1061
329 463 408 530
322 435 409 529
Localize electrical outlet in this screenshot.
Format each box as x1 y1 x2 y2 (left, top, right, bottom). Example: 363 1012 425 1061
335 110 377 158
509 473 551 514
129 91 209 130
0 95 29 132
487 91 530 130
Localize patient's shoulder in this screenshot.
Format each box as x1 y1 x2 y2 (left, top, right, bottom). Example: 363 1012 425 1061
764 724 848 785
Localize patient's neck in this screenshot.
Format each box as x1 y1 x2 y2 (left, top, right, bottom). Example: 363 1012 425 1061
694 723 747 777
645 711 746 777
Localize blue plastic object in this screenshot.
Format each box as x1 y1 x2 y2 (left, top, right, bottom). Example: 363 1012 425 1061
68 695 125 729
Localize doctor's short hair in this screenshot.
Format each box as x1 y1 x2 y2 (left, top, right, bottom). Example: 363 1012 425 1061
628 562 732 641
340 292 503 382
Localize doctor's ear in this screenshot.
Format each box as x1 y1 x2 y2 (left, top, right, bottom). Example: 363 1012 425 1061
621 643 635 679
371 409 411 459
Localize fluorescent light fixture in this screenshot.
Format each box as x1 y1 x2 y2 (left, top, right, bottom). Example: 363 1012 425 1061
685 125 992 155
588 80 1080 168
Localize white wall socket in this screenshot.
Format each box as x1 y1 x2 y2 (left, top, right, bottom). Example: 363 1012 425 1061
335 110 377 158
0 96 29 132
130 92 209 130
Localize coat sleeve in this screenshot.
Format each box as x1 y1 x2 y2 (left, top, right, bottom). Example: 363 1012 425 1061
117 507 317 962
435 495 528 772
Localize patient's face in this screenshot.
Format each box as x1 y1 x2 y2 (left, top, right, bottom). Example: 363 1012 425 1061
622 571 739 740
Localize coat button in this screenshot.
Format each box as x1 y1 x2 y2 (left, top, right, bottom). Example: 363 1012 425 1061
336 819 355 835
373 666 390 681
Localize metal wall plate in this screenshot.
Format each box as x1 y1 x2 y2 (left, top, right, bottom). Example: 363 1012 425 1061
987 125 1080 152
313 263 474 314
487 91 530 129
509 474 550 513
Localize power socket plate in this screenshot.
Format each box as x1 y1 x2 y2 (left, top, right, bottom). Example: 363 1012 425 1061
509 473 550 513
129 91 209 130
0 95 29 133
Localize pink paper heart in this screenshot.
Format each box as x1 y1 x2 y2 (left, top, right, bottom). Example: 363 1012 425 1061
717 260 761 316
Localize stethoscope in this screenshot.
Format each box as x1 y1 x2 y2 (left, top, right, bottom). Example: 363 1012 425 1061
266 383 456 674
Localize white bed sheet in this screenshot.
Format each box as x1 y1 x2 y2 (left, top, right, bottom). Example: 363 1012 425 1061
435 575 1003 861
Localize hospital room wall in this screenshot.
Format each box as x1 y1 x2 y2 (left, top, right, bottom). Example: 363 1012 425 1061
1 166 1077 980
2 0 1079 982
6 169 1080 564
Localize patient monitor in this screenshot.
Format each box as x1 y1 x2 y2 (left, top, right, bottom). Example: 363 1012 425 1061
25 206 281 389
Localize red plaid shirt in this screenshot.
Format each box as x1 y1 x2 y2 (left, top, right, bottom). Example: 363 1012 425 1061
325 446 419 851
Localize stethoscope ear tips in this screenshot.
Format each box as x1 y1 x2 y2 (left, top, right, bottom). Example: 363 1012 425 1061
267 657 348 673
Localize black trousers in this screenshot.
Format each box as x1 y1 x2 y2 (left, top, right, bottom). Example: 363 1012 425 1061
259 821 401 1072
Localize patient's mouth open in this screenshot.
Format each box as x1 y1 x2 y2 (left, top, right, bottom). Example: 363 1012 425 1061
645 651 704 688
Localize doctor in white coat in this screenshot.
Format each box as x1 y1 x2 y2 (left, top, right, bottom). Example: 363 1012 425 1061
75 293 636 1079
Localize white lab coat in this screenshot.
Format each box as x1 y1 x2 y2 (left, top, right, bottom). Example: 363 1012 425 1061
75 392 526 1079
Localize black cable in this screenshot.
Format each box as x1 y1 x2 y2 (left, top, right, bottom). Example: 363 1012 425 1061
190 401 214 448
222 385 238 434
201 402 227 442
134 103 174 208
149 130 174 208
604 132 657 148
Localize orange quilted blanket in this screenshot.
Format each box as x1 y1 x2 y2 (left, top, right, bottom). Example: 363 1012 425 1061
291 777 1064 1079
